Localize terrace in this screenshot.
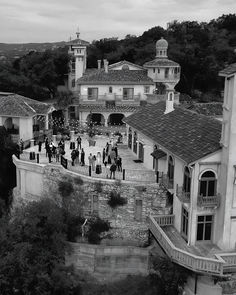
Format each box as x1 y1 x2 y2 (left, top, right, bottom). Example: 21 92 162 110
148 215 236 276
19 134 156 183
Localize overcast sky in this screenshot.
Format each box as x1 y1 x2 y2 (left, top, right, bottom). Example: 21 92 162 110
0 0 236 43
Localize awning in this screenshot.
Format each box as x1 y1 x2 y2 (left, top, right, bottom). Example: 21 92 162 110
151 149 166 159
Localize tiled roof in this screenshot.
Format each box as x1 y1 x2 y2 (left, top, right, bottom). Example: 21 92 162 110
0 93 53 117
77 69 153 85
67 38 89 46
151 149 166 159
124 101 222 164
76 104 139 112
143 58 179 67
219 63 236 76
109 60 144 70
182 103 223 117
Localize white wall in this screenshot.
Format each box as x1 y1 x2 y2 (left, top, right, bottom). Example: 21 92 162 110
80 84 154 99
19 117 33 141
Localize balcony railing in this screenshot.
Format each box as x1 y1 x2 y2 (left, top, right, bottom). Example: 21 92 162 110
176 184 190 203
115 94 141 101
148 215 225 275
159 172 174 190
197 194 220 208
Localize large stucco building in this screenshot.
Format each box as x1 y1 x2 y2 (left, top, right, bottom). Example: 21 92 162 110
124 63 236 294
66 30 180 127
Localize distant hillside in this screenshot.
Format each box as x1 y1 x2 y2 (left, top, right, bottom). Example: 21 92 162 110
0 41 67 61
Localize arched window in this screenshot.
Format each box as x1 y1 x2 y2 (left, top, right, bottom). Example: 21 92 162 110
133 131 137 154
168 92 174 101
109 86 113 93
183 167 191 193
168 156 174 187
199 171 217 197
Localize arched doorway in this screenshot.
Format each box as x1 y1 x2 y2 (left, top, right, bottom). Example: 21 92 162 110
87 113 105 126
108 113 125 126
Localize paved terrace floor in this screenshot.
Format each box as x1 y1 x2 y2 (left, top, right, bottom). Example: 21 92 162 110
21 134 156 183
163 225 222 258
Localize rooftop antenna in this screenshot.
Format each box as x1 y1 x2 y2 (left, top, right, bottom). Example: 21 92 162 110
76 26 80 39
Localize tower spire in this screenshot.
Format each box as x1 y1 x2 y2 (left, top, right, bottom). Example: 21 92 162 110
76 26 80 39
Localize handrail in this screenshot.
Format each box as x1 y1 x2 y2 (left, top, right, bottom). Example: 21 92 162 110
149 215 225 275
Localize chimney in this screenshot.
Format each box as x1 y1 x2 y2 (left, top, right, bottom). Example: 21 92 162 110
97 60 101 70
104 59 109 73
164 91 174 114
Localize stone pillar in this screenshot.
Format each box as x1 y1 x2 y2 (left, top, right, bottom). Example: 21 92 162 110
30 139 35 147
45 114 49 130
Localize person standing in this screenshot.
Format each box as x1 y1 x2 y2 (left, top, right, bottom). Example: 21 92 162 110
71 149 76 166
110 148 116 164
88 153 93 168
92 155 96 171
95 152 102 174
81 148 85 166
75 148 80 164
38 140 42 152
110 163 117 179
55 147 60 162
77 136 82 150
48 146 52 163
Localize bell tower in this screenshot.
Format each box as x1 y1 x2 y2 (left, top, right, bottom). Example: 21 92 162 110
67 28 89 91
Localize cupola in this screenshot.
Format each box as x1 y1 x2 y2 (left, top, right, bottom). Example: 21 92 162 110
156 37 168 58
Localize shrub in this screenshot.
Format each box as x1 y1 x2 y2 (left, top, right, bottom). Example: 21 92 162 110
65 215 85 242
95 181 103 193
87 231 101 244
107 191 127 209
58 180 74 198
87 217 111 244
74 176 84 186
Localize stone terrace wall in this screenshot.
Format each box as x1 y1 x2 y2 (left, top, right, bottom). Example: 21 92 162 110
41 164 169 244
66 242 150 276
13 157 170 244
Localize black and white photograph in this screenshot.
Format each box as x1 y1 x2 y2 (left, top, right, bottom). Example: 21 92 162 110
0 0 236 294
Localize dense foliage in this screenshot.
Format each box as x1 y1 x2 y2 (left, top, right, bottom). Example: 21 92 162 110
0 127 19 215
87 217 111 244
0 198 82 295
0 47 70 100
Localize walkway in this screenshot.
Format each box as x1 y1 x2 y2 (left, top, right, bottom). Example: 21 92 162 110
20 134 156 183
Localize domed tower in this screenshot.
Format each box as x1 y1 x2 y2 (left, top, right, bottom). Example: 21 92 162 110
143 37 181 110
155 37 168 58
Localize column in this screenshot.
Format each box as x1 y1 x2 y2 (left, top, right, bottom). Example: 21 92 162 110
45 114 49 130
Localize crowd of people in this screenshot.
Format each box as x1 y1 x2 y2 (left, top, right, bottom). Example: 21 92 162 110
24 133 124 179
69 136 123 179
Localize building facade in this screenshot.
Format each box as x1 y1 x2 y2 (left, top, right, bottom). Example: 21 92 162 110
124 64 236 294
66 32 181 127
0 92 54 143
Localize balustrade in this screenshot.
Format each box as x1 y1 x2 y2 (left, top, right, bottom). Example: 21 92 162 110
197 193 220 208
176 184 190 203
148 215 225 275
